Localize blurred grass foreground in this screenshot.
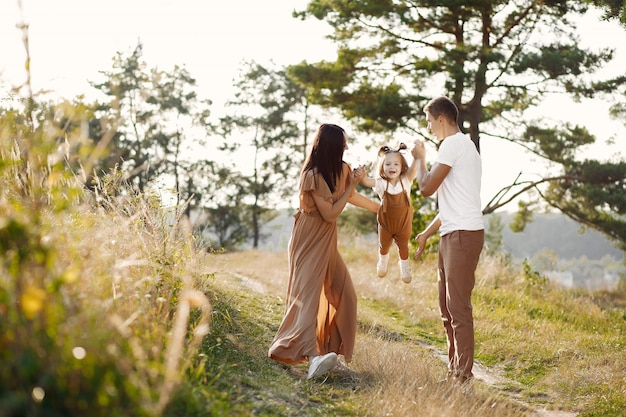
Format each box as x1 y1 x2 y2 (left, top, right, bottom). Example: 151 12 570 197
0 84 213 415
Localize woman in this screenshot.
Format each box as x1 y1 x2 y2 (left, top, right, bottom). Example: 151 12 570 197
268 123 379 379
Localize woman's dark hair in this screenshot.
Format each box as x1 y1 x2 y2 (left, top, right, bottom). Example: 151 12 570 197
302 123 346 193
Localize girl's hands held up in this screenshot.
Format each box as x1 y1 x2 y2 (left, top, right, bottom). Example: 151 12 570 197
412 140 425 160
351 165 367 186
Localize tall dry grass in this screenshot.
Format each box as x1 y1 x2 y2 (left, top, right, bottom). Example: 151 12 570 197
213 230 626 416
0 68 212 415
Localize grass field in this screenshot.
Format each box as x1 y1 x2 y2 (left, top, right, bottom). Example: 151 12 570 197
204 238 626 417
1 111 625 415
2 183 626 416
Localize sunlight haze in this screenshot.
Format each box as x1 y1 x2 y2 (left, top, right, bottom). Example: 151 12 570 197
1 0 625 209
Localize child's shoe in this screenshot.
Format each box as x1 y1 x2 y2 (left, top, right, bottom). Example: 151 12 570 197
377 253 389 277
399 259 412 283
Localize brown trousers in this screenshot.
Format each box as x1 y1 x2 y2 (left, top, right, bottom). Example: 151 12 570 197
438 229 484 382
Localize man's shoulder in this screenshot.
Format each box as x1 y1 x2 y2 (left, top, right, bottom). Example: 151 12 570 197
444 131 467 142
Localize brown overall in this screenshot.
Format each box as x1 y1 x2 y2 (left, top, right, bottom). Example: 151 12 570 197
377 180 414 260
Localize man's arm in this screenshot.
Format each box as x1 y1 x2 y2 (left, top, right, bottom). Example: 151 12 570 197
411 140 449 197
414 214 441 260
415 161 450 197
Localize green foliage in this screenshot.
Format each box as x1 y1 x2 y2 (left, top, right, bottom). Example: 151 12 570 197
293 0 626 251
410 186 439 253
543 159 626 251
474 259 626 415
511 43 612 79
522 123 595 163
521 258 549 288
294 0 604 138
587 0 626 24
337 205 378 235
216 61 308 248
484 212 504 254
1 66 210 415
198 205 251 251
91 42 211 196
509 200 536 233
1 103 134 414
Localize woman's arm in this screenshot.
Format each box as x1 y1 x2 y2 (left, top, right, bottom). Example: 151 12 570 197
348 192 380 213
312 166 366 222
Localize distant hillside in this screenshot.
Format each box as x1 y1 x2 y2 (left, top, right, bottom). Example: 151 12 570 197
257 210 624 262
256 210 294 252
494 212 624 261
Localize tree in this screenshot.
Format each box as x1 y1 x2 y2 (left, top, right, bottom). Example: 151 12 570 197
587 0 626 22
146 65 212 209
291 0 626 251
91 43 210 195
484 212 505 254
190 164 278 251
186 163 249 250
216 61 310 249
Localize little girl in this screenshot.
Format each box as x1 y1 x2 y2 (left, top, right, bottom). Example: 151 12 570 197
361 142 419 283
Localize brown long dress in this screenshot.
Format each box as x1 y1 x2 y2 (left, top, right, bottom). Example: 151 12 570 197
268 163 357 365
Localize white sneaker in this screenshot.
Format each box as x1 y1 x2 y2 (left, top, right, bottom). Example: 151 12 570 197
377 253 389 277
399 259 412 283
307 352 338 379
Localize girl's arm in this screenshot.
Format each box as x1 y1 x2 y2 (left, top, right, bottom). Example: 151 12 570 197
413 213 441 260
360 175 376 188
405 146 419 182
312 167 366 222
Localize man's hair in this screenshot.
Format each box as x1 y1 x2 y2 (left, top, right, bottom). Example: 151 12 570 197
424 96 458 124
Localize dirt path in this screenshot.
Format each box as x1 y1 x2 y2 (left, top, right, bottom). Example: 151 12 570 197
421 342 577 417
223 269 578 417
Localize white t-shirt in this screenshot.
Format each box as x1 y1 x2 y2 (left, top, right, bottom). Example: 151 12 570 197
373 177 412 201
436 132 484 236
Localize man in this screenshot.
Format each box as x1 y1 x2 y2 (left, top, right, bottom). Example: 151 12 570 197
412 96 484 385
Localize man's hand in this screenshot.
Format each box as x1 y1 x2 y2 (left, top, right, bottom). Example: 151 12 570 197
413 232 428 260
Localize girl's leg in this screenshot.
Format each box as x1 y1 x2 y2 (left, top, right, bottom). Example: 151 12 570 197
377 224 393 277
396 236 413 283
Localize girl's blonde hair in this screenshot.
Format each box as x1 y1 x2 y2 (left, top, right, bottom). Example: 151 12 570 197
377 143 409 180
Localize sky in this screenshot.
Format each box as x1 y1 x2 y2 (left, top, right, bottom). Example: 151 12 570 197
0 0 333 106
1 0 626 210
